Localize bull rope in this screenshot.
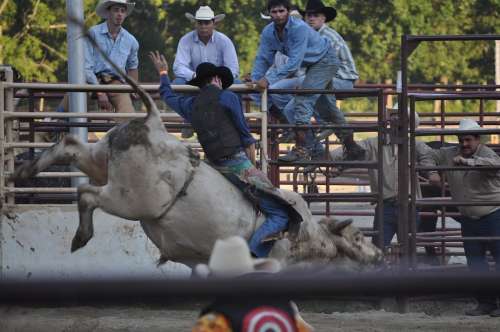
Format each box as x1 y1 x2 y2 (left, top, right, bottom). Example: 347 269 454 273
156 151 199 220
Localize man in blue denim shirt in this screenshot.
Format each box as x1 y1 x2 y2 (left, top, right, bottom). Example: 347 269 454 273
150 52 290 258
251 0 364 162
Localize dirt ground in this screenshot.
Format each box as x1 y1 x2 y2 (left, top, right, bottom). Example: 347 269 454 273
1 305 500 332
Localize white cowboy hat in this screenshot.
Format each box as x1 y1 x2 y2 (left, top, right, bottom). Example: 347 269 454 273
185 6 226 23
388 102 420 127
193 236 281 278
96 0 135 19
458 118 482 131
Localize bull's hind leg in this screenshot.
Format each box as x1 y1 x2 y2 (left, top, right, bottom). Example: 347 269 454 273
72 183 102 252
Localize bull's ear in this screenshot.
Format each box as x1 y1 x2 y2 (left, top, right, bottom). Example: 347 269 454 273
330 219 353 235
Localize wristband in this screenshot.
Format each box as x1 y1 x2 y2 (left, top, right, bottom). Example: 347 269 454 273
159 70 168 76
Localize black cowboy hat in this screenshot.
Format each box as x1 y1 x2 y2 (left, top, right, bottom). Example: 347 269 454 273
303 0 337 22
187 62 234 89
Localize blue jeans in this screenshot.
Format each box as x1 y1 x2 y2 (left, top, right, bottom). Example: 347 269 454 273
250 76 304 112
460 209 500 272
289 46 341 125
373 200 421 248
248 193 289 257
213 153 289 258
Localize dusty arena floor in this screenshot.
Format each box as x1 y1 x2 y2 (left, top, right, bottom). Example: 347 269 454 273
1 305 500 331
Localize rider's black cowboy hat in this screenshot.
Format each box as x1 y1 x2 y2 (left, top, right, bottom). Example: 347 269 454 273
302 0 337 22
187 62 234 89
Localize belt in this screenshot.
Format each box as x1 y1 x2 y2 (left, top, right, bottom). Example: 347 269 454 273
383 197 398 204
96 72 121 84
213 150 245 162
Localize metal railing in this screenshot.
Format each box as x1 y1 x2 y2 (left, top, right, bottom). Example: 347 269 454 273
0 78 268 205
400 34 500 282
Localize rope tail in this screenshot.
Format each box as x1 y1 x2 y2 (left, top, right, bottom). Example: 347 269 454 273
67 16 159 119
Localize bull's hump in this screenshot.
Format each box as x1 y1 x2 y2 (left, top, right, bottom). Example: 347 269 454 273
108 119 151 152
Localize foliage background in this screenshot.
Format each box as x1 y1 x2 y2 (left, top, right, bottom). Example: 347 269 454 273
0 0 499 113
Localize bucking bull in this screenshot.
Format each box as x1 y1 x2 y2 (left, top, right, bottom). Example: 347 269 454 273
10 23 382 272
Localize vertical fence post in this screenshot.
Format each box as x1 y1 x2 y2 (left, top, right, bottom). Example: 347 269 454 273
397 34 410 313
376 89 385 250
3 68 14 205
0 81 5 206
66 0 88 188
260 88 268 174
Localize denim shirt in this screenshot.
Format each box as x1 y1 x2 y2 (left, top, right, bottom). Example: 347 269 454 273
159 74 256 148
251 16 330 85
84 22 139 84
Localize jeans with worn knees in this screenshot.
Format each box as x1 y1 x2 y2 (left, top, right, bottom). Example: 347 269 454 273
248 193 289 257
250 76 304 112
214 154 289 258
283 79 353 155
293 47 340 125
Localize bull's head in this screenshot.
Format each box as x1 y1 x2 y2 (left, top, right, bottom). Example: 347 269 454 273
323 218 383 267
288 217 383 271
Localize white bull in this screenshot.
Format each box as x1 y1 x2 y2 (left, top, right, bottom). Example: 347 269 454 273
10 25 382 269
11 120 382 269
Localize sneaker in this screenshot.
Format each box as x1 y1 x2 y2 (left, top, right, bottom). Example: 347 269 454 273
316 129 335 142
304 149 326 173
278 146 311 162
343 142 366 161
181 127 194 139
465 303 497 316
278 129 295 143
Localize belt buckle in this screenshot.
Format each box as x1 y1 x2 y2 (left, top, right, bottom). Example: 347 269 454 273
98 73 113 84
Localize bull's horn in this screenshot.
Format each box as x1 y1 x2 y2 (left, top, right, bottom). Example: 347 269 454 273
330 219 353 234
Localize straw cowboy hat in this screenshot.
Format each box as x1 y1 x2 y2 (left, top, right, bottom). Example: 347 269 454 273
303 0 337 22
193 236 281 278
187 62 234 90
96 0 135 19
185 5 226 23
458 118 483 131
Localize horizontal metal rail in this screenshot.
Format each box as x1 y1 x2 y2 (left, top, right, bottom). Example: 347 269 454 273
4 142 202 149
5 171 85 178
268 123 380 132
303 193 378 203
415 128 500 136
266 88 382 96
410 93 500 101
4 82 257 93
416 200 500 207
4 111 263 119
406 34 500 42
416 236 500 242
1 273 500 303
270 161 378 168
4 187 77 193
416 166 500 171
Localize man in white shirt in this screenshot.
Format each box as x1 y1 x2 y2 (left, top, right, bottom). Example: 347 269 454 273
173 6 239 83
173 5 240 138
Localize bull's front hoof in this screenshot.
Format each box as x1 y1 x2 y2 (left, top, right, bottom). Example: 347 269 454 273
71 232 92 252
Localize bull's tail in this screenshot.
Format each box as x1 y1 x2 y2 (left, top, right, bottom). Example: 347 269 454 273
68 16 160 120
